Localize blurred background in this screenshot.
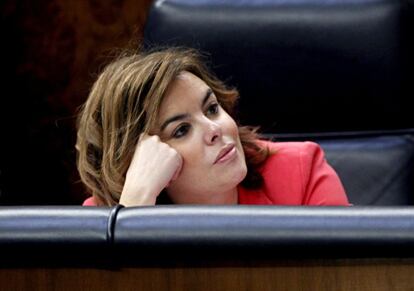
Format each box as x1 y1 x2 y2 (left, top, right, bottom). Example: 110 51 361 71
1 0 153 205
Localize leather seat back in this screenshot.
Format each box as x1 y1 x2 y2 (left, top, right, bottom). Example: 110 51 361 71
143 0 414 205
144 0 414 133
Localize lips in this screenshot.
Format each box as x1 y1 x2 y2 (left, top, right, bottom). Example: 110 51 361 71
214 144 236 164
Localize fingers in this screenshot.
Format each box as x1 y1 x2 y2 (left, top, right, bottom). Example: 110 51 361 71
131 132 183 188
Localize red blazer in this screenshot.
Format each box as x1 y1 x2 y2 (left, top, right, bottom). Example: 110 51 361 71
238 141 350 206
83 141 350 206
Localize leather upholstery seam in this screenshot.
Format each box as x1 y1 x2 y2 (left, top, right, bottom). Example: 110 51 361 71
107 204 124 246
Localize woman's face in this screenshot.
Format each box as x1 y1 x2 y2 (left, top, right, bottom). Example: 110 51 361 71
154 71 247 203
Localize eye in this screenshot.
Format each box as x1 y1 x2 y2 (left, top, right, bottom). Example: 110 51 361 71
206 103 219 116
172 123 190 139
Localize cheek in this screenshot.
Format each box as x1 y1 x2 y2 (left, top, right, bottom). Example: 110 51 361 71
171 139 204 179
166 140 206 198
222 114 239 138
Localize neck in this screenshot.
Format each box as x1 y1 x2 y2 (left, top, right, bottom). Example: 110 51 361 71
209 187 238 205
171 187 238 205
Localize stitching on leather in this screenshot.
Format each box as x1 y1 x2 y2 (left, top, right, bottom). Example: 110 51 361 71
107 204 124 246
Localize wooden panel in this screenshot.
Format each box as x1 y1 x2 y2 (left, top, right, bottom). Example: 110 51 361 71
2 0 153 205
1 259 414 291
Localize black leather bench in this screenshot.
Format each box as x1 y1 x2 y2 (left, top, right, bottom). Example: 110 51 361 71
143 0 414 206
2 205 414 267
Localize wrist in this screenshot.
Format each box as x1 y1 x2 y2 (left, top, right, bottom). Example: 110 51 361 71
120 183 158 207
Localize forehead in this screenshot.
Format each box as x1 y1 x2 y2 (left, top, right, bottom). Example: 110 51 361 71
166 71 207 99
159 71 209 113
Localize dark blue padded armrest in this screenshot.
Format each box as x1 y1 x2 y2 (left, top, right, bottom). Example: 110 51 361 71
115 206 414 262
1 206 414 266
0 206 121 266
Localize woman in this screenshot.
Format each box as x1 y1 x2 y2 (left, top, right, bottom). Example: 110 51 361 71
77 47 350 207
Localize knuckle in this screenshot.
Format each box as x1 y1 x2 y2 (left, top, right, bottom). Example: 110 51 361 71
168 147 177 155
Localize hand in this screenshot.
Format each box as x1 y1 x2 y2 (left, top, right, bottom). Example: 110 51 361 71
120 134 182 206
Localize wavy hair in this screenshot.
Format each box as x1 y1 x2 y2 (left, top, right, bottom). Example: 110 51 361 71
76 47 270 206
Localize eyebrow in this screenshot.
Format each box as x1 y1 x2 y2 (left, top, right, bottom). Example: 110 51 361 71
160 88 213 132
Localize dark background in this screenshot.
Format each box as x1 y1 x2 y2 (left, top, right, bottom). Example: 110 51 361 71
1 0 153 205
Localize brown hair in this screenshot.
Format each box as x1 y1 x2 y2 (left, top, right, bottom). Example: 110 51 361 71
76 47 271 206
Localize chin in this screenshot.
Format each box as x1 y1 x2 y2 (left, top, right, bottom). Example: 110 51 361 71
167 165 247 202
234 163 248 185
224 159 248 188
236 148 248 180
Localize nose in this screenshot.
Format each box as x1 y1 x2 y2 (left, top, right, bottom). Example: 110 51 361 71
203 119 222 145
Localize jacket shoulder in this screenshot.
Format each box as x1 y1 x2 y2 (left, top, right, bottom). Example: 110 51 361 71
258 140 322 158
